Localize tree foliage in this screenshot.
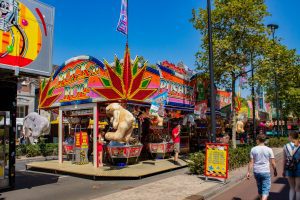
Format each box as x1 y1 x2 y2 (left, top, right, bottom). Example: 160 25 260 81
191 0 270 148
191 0 269 87
255 41 300 118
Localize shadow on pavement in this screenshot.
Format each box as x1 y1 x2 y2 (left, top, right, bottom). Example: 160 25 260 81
273 177 288 184
14 171 59 190
269 177 289 199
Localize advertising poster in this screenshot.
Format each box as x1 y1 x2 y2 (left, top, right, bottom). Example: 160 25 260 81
74 131 89 164
149 92 168 116
80 132 88 149
194 100 208 118
216 90 232 110
75 132 81 148
0 0 54 76
205 143 229 179
75 132 88 149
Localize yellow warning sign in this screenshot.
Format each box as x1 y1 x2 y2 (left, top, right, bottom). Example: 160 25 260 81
205 143 229 179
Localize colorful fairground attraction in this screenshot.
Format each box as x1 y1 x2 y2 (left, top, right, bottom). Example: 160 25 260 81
26 0 232 178
26 44 203 178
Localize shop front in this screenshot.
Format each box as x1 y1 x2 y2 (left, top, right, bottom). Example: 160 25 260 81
0 72 17 189
0 0 54 189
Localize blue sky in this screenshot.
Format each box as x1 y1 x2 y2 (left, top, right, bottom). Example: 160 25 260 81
42 0 300 71
41 0 200 67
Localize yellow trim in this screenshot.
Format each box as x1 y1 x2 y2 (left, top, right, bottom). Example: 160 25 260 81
88 119 108 126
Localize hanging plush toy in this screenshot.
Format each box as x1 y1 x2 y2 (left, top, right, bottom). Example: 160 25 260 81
150 113 163 126
236 114 246 134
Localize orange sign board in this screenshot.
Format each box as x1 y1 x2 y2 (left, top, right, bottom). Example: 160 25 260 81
75 132 89 149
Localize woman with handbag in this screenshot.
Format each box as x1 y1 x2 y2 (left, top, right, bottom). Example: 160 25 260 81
283 132 300 200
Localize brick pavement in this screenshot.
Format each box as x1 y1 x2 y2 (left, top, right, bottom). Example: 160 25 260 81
92 148 283 200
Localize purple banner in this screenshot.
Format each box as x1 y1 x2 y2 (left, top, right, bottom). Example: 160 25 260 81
117 0 128 35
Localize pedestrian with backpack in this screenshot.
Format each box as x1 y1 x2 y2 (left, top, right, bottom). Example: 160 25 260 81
283 132 300 200
247 133 277 200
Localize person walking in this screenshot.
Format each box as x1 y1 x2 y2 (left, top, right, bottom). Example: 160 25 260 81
283 132 300 200
247 133 277 200
172 124 181 165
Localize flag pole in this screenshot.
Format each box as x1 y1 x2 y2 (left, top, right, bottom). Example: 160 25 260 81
126 0 129 45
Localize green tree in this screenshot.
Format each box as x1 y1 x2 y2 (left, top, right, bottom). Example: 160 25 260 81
255 41 300 119
191 0 270 148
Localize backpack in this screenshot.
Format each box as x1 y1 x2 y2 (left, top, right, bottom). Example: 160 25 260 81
285 143 300 171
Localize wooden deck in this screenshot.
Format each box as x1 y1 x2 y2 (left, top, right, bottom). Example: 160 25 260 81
26 158 187 179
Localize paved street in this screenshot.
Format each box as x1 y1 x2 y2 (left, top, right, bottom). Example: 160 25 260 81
0 148 287 200
211 156 288 200
1 158 188 200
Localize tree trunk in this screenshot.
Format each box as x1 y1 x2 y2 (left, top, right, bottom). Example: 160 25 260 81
280 102 284 136
231 73 237 149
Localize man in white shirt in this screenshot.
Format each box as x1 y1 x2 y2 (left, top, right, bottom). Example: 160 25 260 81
247 133 277 200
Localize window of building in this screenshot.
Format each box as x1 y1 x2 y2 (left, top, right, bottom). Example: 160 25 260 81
17 106 28 118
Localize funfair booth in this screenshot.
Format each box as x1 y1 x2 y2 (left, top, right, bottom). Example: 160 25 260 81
38 46 195 168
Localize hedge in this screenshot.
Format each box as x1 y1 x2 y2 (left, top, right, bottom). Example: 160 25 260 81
267 137 289 147
188 145 253 175
16 143 58 158
188 151 205 175
228 145 252 170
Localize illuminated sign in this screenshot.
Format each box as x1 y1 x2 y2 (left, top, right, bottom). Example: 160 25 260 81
160 79 193 97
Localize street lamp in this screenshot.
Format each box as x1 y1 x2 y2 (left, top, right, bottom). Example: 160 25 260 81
207 0 216 142
267 23 279 137
250 51 256 142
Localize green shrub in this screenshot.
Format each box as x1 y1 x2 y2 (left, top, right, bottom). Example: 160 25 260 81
187 151 205 175
268 137 289 147
188 145 253 175
45 143 58 156
16 147 22 158
39 143 47 157
26 144 41 157
16 144 27 157
16 143 58 158
228 145 252 170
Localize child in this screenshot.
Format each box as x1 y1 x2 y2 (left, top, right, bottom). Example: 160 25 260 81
97 133 103 167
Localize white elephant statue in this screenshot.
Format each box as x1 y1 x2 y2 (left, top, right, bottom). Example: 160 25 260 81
23 112 50 144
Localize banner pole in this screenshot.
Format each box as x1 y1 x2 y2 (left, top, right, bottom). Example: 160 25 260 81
127 0 129 44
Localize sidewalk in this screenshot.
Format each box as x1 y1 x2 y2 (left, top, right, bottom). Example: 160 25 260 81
91 148 283 200
17 156 58 162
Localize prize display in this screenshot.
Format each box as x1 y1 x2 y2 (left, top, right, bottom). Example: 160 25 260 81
105 103 143 164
